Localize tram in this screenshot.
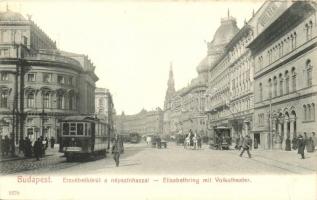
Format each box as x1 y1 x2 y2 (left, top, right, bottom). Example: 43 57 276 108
59 115 111 161
129 132 141 143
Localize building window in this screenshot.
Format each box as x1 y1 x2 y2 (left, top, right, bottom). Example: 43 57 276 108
0 72 8 81
22 36 28 46
285 71 289 94
57 75 65 84
279 74 283 96
273 76 277 97
308 104 311 121
306 60 312 87
27 73 36 82
68 76 73 85
0 92 8 108
57 94 64 109
43 93 50 108
27 93 35 108
268 78 272 99
303 105 307 121
43 73 52 83
69 94 73 110
291 67 296 92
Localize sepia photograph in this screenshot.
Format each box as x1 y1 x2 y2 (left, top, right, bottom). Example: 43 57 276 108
0 0 316 199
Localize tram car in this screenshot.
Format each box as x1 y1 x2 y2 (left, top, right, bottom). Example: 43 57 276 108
59 115 111 161
129 132 141 143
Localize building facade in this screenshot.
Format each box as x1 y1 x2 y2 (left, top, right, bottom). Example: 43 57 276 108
0 9 98 144
249 1 317 149
115 108 163 136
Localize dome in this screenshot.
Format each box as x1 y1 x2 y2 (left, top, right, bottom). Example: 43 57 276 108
196 56 209 73
0 10 26 21
212 16 239 46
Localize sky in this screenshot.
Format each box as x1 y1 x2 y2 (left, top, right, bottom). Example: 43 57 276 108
4 0 263 115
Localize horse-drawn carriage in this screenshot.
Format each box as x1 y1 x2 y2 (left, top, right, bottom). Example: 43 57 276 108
151 136 167 148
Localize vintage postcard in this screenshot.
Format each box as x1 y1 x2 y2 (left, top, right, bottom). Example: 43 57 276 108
0 0 316 199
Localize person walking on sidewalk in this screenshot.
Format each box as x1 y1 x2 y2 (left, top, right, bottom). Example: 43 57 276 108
240 135 252 158
33 138 42 161
297 135 306 159
4 135 10 156
112 137 121 167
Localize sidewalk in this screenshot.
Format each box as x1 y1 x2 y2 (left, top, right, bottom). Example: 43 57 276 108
250 148 317 172
0 144 61 162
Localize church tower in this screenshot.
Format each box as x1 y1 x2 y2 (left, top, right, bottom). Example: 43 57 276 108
164 62 175 110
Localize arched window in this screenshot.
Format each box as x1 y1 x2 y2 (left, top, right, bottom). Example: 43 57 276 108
43 93 50 108
268 78 272 99
279 73 283 96
0 92 8 108
292 67 296 92
306 59 312 87
308 104 311 121
273 76 277 97
27 93 35 108
57 93 64 109
285 70 289 94
69 94 73 110
303 105 307 121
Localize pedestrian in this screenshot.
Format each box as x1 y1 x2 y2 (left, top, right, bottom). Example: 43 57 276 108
292 136 298 150
33 138 42 161
24 137 32 157
197 135 202 149
306 137 314 153
297 135 306 159
50 137 55 149
112 138 121 167
4 135 10 156
235 136 240 150
0 135 4 156
40 136 45 157
254 138 258 149
285 137 291 151
45 137 49 150
240 135 252 158
19 137 25 154
312 132 317 150
238 135 244 150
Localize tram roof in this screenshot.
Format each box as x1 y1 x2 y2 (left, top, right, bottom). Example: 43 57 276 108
62 115 98 122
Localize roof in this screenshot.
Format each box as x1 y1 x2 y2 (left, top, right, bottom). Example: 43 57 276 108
212 16 240 46
62 115 97 122
0 10 26 21
196 56 209 73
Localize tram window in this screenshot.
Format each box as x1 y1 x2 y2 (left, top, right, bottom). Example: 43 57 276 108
70 123 76 135
84 123 87 135
62 123 69 135
77 123 83 135
87 123 91 135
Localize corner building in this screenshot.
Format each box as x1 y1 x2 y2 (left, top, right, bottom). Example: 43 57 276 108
0 9 98 144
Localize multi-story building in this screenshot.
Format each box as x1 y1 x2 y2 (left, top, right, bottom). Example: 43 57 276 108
249 1 317 149
115 108 163 136
0 8 98 144
163 60 208 136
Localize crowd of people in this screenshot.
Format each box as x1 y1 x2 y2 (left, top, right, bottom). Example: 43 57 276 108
0 135 56 161
184 129 202 150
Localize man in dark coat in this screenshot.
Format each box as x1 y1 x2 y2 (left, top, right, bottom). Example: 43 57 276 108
112 138 121 167
19 138 25 154
33 138 42 161
24 137 32 157
4 135 10 156
50 137 55 149
297 135 306 159
240 135 252 158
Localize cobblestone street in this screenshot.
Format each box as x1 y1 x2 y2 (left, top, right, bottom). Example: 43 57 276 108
1 142 316 175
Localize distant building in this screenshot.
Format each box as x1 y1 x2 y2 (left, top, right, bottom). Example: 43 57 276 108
0 8 98 144
95 87 115 136
115 108 163 136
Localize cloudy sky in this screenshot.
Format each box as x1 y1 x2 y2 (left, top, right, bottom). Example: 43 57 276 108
5 0 263 115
